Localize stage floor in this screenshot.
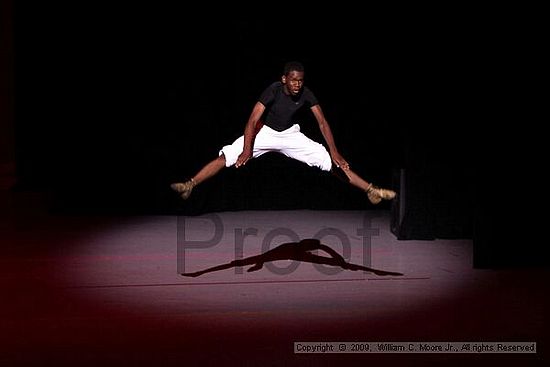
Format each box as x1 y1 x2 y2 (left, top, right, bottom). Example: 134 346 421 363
1 192 547 366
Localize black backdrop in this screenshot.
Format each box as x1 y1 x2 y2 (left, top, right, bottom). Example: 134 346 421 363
13 6 485 242
12 4 546 267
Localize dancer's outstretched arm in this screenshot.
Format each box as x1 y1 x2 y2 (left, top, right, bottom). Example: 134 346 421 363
235 102 265 168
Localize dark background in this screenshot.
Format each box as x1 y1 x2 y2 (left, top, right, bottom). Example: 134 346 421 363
8 5 542 266
13 6 474 207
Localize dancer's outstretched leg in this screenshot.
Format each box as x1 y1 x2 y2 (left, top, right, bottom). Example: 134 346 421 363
170 154 227 200
332 165 396 204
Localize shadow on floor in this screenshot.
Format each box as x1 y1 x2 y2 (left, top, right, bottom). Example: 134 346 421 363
181 238 404 277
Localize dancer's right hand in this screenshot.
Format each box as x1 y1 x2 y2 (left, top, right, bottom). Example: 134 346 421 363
236 149 252 168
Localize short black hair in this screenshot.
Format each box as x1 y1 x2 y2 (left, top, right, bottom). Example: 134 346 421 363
283 61 304 75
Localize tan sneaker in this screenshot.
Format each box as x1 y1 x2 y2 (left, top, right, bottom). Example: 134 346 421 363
170 179 195 200
366 184 396 205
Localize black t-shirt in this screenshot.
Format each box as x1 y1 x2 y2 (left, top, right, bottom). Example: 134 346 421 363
258 82 319 132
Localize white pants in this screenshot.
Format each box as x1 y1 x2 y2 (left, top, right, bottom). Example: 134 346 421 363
219 124 332 171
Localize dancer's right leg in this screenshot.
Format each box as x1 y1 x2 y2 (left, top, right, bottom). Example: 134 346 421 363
192 154 227 185
170 154 227 199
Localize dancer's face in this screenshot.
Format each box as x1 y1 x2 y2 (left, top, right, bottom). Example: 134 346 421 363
282 70 304 96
